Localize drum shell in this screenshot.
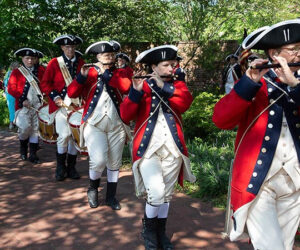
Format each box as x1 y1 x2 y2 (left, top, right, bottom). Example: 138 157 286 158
38 104 57 144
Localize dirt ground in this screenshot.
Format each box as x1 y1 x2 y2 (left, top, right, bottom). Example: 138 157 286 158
0 130 299 250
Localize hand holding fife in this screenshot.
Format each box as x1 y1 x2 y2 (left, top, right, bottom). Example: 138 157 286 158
149 71 164 89
273 56 300 87
133 70 145 92
246 59 269 82
81 64 93 77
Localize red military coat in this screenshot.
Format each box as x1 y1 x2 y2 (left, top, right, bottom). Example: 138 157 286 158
212 72 300 240
67 66 132 123
120 79 193 185
40 57 85 114
8 65 45 111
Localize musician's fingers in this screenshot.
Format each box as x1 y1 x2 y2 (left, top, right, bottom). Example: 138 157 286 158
273 56 289 70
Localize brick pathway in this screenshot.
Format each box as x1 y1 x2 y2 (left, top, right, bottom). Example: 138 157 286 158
0 130 298 250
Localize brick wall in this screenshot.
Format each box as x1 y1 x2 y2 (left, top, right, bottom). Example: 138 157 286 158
122 40 239 92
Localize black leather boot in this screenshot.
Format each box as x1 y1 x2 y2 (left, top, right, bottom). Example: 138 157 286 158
142 215 158 250
28 143 40 164
157 218 173 250
105 182 121 210
56 152 67 181
20 139 29 160
66 154 80 179
87 178 100 208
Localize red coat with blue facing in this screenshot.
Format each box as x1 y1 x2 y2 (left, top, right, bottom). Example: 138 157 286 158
40 56 85 114
120 78 193 185
67 66 132 123
212 71 300 239
8 65 45 111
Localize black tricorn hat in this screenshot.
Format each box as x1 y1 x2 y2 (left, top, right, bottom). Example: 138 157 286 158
75 50 83 57
242 19 300 50
176 55 183 61
135 45 178 65
116 52 130 62
225 54 238 62
35 49 44 58
85 40 121 55
53 34 83 45
14 48 38 57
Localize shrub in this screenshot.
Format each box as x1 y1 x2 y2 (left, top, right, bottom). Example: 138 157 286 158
184 130 236 207
182 91 223 141
0 90 10 126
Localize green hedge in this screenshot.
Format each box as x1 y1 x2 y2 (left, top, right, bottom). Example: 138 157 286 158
181 91 237 207
182 91 224 141
185 131 236 207
0 90 10 126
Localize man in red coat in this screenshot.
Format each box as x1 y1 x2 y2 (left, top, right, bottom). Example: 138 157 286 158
120 45 195 250
8 48 45 163
67 41 132 210
40 34 84 181
213 19 300 249
115 52 133 76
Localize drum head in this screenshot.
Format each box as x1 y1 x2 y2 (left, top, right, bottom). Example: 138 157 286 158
38 105 55 124
69 109 83 127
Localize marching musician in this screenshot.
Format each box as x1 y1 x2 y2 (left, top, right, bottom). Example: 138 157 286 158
213 19 300 249
120 45 195 250
8 48 45 163
223 54 242 94
115 52 133 77
40 34 84 181
67 41 132 210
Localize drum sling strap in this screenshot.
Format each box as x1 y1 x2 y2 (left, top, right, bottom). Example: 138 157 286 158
18 66 43 100
57 56 80 107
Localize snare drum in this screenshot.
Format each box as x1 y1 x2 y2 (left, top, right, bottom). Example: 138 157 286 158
68 108 88 155
38 104 57 144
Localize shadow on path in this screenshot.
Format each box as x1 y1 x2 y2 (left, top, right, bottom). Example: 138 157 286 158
0 130 277 249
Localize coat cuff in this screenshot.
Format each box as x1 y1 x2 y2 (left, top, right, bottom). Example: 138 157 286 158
287 83 300 105
161 83 175 98
233 74 262 101
76 72 87 84
49 90 60 101
128 86 144 103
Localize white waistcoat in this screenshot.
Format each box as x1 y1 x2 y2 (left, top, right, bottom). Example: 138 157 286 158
144 107 180 159
266 113 300 190
87 85 121 127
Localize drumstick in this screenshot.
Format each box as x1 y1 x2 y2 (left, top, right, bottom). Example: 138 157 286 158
62 103 82 114
62 103 75 111
30 107 40 113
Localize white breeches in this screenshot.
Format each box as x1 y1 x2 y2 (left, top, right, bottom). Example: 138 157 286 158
83 116 126 174
15 107 38 140
55 109 76 150
139 145 183 206
246 169 300 250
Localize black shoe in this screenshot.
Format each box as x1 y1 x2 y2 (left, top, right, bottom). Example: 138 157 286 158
55 152 67 181
105 182 121 210
142 215 158 250
157 218 173 250
20 139 29 160
87 188 98 208
28 143 40 164
67 154 80 179
87 179 100 208
105 197 121 210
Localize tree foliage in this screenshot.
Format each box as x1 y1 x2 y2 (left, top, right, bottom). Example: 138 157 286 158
0 0 299 68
